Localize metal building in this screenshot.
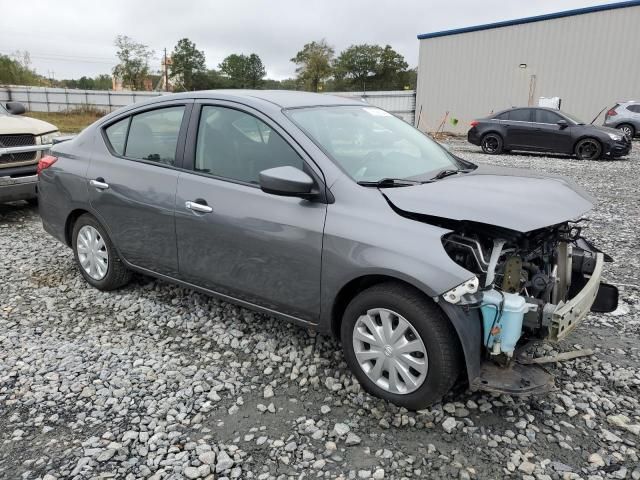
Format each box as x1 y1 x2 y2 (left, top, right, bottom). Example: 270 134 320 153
415 0 640 134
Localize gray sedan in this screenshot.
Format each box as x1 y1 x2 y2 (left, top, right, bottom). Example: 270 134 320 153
38 91 617 409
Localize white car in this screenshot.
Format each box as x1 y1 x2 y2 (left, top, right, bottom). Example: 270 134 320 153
0 102 60 204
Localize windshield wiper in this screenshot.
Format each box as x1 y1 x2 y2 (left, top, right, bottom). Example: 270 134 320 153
430 168 473 180
357 178 423 188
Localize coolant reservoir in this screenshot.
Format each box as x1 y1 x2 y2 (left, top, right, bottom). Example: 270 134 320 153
481 290 536 355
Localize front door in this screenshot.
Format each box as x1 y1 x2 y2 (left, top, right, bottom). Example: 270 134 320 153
175 103 326 322
531 109 574 153
87 103 191 276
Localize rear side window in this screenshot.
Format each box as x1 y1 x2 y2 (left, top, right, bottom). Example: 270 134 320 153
105 117 129 155
493 112 509 120
535 110 563 124
509 109 532 122
124 106 185 165
627 104 640 113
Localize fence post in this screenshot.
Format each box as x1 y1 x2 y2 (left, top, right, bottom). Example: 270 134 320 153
26 87 31 111
45 87 50 113
85 90 89 110
65 88 70 111
107 91 112 112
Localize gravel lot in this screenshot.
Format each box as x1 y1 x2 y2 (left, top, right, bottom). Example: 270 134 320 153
1 140 639 480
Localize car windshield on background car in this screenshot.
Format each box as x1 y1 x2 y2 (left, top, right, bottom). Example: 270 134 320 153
286 105 468 185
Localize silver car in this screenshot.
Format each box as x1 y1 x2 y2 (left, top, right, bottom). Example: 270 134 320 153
37 91 618 409
604 100 640 138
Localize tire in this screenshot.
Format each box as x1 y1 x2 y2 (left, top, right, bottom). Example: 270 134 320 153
340 282 462 410
480 133 503 154
71 213 131 290
574 138 602 160
617 124 635 138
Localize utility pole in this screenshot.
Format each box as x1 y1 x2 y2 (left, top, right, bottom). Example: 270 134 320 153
163 48 169 92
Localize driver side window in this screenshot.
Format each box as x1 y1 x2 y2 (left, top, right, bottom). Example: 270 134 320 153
195 106 303 184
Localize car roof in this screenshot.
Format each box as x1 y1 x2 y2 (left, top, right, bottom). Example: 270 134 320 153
490 106 562 116
140 90 366 109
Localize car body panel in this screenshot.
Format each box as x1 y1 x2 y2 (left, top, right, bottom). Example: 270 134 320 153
0 114 58 136
468 107 632 158
383 165 594 233
37 91 613 398
603 101 640 136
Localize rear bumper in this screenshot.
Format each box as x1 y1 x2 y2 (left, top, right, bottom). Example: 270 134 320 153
467 128 481 145
0 173 37 203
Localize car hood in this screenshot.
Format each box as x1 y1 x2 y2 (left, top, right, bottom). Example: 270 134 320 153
593 124 626 136
383 165 595 233
0 114 58 135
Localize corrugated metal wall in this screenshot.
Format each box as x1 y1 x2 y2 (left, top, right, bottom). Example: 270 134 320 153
416 4 640 133
327 90 416 123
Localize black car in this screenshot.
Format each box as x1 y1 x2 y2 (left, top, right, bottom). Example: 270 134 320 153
468 107 632 160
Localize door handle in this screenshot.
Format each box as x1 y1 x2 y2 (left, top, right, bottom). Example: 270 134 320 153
185 200 213 213
89 178 109 190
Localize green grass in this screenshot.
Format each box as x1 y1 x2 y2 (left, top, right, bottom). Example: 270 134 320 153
26 108 106 134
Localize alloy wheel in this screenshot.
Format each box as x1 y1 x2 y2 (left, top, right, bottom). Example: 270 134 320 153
576 140 600 160
77 225 109 280
352 308 428 395
620 125 633 138
482 136 499 153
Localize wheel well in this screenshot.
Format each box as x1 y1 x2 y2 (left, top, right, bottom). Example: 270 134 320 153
616 122 635 132
481 131 502 140
331 275 426 338
573 136 602 152
64 209 90 246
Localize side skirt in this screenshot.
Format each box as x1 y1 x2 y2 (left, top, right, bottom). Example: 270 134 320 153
121 260 319 331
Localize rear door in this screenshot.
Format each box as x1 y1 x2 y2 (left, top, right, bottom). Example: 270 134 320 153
531 109 574 153
87 101 192 276
174 101 327 322
503 108 536 149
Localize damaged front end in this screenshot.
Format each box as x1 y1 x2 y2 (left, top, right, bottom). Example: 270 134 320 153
440 221 619 395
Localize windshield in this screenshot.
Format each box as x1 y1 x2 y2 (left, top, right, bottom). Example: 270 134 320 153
286 106 463 183
562 111 585 125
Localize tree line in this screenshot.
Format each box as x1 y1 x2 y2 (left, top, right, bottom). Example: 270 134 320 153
1 36 416 93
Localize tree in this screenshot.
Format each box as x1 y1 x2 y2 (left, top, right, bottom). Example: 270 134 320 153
0 53 41 86
218 53 265 88
374 45 409 90
170 38 207 91
290 40 334 92
334 44 382 91
112 35 153 90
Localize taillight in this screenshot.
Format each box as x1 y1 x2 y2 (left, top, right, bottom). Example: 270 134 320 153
470 120 480 128
606 109 617 117
37 155 57 175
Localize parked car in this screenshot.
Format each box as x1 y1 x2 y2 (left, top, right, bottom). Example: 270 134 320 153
38 91 618 409
0 102 60 204
603 100 640 138
468 106 632 160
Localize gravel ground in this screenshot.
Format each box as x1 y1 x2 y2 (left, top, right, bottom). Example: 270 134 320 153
1 140 639 480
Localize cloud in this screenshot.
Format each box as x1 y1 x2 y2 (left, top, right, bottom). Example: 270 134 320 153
0 0 609 80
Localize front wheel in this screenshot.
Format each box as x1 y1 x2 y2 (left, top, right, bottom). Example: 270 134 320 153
341 283 461 410
480 133 503 154
72 214 131 290
575 138 602 160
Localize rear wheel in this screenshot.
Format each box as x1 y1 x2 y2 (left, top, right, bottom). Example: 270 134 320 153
480 133 503 154
617 124 635 138
72 214 131 290
340 282 461 410
574 138 602 160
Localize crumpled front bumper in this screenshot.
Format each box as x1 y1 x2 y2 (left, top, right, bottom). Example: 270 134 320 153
548 252 604 342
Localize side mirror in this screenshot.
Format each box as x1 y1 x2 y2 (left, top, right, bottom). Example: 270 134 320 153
557 119 568 129
6 102 26 115
259 166 314 198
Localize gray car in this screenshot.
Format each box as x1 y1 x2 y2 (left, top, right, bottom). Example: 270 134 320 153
604 100 640 138
38 91 618 409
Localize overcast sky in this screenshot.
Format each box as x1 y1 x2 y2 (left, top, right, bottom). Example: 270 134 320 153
1 0 611 80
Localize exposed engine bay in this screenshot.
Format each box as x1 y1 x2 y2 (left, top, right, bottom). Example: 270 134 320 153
440 220 618 367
